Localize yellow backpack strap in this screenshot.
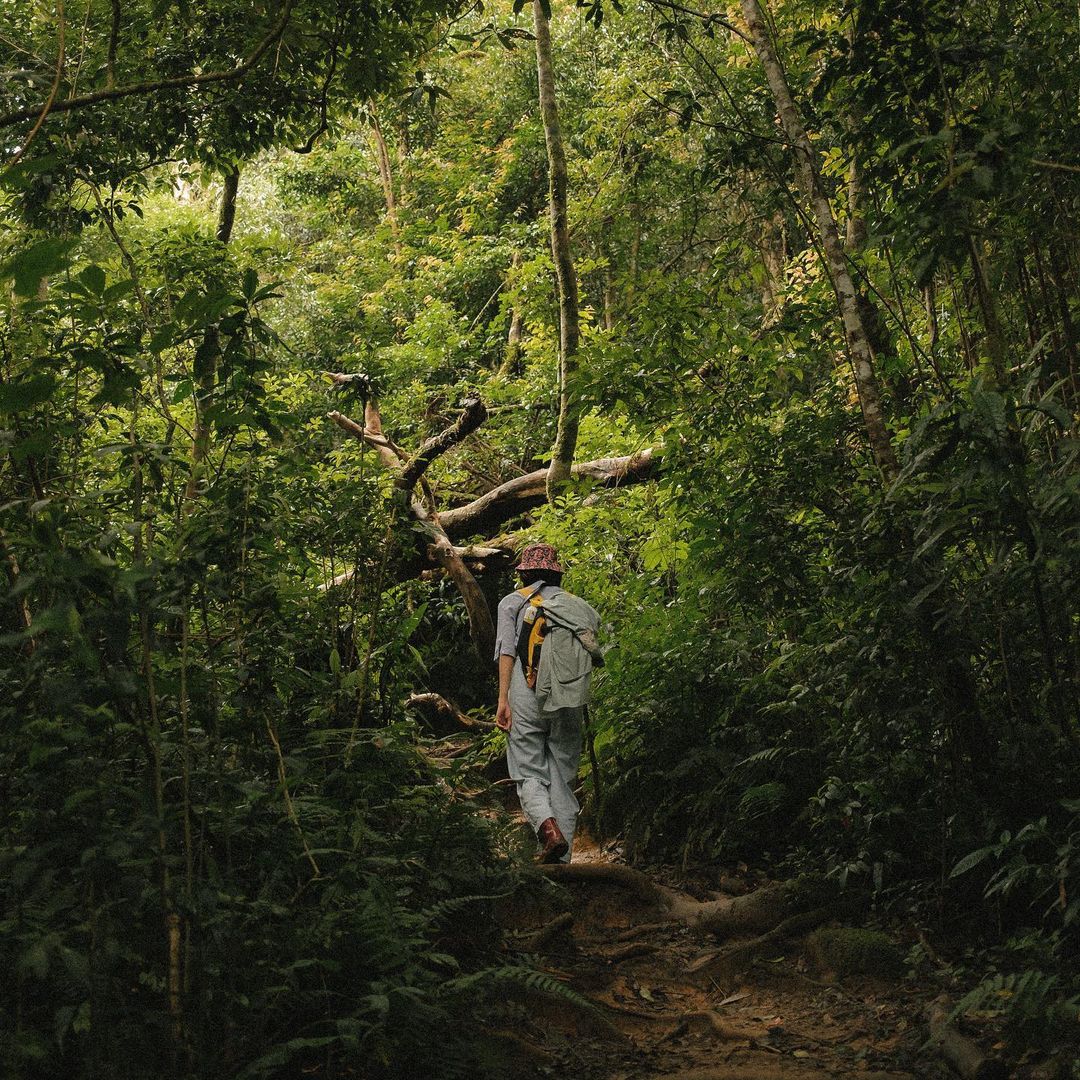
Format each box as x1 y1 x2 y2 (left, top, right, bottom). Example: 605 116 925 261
516 587 547 689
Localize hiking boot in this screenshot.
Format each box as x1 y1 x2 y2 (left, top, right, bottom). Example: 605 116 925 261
537 818 569 864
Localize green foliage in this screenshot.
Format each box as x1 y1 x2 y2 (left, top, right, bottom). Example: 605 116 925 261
951 970 1080 1046
3 0 1080 1069
951 800 1080 932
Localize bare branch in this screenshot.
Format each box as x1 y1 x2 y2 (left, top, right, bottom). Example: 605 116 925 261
0 0 296 132
327 407 496 660
406 692 494 733
326 409 402 472
439 449 658 539
400 396 487 490
5 0 65 169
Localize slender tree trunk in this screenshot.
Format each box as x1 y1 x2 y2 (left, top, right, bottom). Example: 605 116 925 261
843 23 869 252
758 209 786 323
1046 242 1079 402
533 0 581 500
499 250 524 376
740 0 898 480
967 234 1008 384
603 262 615 332
845 157 868 251
184 166 239 504
369 107 400 254
215 166 239 244
924 281 939 350
1 527 33 638
602 216 615 331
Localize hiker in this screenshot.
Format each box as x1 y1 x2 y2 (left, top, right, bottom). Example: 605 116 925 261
494 543 603 864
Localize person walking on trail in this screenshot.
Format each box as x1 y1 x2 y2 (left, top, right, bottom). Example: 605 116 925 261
494 543 603 864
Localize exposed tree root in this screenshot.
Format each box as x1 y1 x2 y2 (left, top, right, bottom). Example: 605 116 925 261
605 941 660 963
495 844 930 1079
688 875 837 938
504 979 627 1042
668 1070 913 1080
613 921 672 942
539 861 672 909
659 1009 751 1043
526 911 575 952
686 908 831 982
750 957 874 1009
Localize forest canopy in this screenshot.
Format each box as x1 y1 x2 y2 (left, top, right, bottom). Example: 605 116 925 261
1 0 1078 1074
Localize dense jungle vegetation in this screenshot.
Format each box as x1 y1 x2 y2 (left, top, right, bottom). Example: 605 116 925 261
1 0 1078 1074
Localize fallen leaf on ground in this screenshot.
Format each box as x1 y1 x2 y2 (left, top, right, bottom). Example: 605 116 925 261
719 991 750 1006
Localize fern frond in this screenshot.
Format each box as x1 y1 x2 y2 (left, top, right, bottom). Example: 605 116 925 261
950 969 1079 1035
442 963 602 1016
419 890 513 923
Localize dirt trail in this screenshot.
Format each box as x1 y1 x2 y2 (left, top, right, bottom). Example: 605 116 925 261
488 834 949 1080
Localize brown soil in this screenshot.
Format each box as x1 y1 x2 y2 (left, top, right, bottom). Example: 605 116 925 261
483 833 948 1080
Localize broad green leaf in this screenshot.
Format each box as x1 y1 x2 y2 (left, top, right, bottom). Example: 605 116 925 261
950 847 994 878
1 237 77 296
0 373 57 413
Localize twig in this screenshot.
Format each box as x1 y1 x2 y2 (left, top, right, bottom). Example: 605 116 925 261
644 0 750 41
1031 158 1080 175
6 0 65 169
266 717 321 878
0 0 297 130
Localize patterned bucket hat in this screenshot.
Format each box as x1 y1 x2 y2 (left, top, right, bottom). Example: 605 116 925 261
517 542 563 573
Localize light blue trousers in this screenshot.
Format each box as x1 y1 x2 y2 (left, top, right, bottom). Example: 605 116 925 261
506 664 583 863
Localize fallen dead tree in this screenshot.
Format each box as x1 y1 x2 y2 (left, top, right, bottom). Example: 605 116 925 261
406 691 494 735
324 376 659 657
439 448 659 540
327 389 495 659
322 543 515 590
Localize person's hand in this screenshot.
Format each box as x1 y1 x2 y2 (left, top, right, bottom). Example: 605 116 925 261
495 700 512 732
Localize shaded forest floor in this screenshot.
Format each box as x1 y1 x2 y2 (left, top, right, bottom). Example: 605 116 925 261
417 722 1074 1080
482 832 943 1080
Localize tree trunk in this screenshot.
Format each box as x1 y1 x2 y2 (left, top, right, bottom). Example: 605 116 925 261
967 234 1007 384
533 0 581 500
739 0 898 480
845 156 868 251
602 217 616 331
438 449 658 540
758 209 786 323
326 397 496 661
184 165 239 505
369 107 400 254
843 23 869 253
499 250 524 377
